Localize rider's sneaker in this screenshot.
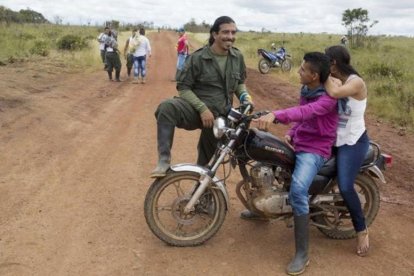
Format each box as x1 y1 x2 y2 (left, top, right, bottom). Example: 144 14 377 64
240 209 269 221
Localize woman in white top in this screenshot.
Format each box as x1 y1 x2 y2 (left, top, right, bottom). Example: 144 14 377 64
325 45 370 257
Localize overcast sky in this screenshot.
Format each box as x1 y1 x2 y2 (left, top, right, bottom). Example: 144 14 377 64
2 0 414 36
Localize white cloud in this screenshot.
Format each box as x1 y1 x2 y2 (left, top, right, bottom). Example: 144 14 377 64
1 0 413 36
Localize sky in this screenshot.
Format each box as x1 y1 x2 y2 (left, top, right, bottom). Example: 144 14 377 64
1 0 414 36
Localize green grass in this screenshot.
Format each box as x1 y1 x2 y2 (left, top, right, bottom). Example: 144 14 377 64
190 31 414 130
0 23 102 70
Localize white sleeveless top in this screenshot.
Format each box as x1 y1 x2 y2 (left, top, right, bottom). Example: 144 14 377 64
336 74 367 147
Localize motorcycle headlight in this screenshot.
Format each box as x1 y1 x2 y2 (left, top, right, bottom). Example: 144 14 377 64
213 117 227 138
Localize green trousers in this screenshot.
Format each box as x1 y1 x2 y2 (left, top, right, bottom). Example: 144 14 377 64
105 52 121 72
155 97 218 166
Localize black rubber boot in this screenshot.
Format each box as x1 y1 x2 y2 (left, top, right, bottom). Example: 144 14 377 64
286 214 310 275
150 123 175 178
115 70 121 82
240 209 269 221
107 71 112 81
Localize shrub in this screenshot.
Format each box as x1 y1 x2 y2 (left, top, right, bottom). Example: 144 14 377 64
56 34 87 50
29 40 49 56
366 62 403 79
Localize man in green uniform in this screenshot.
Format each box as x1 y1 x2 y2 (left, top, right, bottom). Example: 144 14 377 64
151 16 253 178
104 31 122 82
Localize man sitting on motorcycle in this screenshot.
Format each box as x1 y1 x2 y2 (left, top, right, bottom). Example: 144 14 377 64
246 52 338 275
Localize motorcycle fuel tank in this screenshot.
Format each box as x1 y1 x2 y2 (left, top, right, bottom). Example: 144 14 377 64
245 128 295 168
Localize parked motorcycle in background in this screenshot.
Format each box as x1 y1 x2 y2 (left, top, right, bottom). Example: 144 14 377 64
258 43 293 74
144 104 392 247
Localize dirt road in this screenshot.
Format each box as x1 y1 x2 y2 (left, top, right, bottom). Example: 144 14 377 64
0 32 413 276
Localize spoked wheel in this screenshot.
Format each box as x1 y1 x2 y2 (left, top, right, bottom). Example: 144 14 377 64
281 58 292 72
144 171 227 246
258 59 271 74
312 174 380 239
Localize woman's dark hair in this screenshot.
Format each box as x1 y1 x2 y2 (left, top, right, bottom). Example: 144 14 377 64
325 45 360 77
303 52 330 83
208 16 235 46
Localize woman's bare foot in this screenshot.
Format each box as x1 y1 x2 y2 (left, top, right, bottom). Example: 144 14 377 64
356 228 369 257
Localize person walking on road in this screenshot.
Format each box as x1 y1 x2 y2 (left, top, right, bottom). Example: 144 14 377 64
104 31 122 82
123 28 138 78
97 27 110 70
131 28 151 84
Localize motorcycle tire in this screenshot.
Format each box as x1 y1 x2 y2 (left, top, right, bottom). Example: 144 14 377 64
258 59 271 74
281 58 292 72
312 174 380 239
144 171 227 247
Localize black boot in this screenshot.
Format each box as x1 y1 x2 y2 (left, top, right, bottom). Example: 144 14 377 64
107 71 113 81
240 210 269 221
287 214 310 275
115 70 121 82
150 123 175 178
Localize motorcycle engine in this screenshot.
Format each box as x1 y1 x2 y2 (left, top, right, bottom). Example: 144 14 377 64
250 165 292 215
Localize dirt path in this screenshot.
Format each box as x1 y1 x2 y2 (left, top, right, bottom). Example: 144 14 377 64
0 32 413 276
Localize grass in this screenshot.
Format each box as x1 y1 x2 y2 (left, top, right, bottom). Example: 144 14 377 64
190 31 414 130
0 23 102 71
1 23 413 130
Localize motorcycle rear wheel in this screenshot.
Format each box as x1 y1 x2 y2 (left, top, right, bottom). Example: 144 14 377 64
313 174 380 239
258 59 271 74
144 171 227 246
281 58 293 72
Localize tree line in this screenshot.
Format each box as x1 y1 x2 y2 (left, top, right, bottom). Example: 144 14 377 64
0 6 48 24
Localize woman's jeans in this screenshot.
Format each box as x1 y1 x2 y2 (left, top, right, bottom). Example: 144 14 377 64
133 55 147 78
289 152 326 216
336 131 370 232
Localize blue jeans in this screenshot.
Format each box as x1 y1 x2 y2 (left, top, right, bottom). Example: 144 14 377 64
289 152 326 216
336 131 369 232
133 55 147 78
176 53 187 71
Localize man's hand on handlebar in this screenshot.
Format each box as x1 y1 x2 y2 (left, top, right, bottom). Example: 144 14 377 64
252 112 275 131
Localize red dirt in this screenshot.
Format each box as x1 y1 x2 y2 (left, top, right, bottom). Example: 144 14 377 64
0 31 413 276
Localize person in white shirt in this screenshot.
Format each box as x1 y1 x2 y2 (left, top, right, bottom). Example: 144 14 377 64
97 27 110 69
131 28 152 84
325 45 370 257
123 28 138 78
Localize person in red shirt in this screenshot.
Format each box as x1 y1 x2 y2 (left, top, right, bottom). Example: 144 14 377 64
174 28 189 81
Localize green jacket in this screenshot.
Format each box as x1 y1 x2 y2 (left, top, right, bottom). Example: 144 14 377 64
177 46 247 116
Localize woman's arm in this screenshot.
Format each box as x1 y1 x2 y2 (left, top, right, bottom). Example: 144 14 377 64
325 76 366 99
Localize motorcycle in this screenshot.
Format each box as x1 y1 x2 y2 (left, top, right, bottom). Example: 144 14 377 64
144 104 392 247
257 43 293 74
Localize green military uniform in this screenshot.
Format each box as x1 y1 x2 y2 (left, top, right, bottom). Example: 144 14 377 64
155 45 249 165
104 36 122 81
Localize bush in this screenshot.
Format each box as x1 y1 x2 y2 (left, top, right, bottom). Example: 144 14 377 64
56 34 87 50
30 40 49 56
366 62 403 79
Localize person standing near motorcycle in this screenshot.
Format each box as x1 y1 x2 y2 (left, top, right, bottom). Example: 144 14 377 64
151 15 253 178
97 27 110 70
251 52 338 275
324 45 370 257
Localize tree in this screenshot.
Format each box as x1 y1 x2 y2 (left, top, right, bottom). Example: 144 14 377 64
342 8 378 48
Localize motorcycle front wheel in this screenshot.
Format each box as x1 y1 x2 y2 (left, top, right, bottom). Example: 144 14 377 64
281 58 293 72
258 58 271 74
312 174 380 239
144 171 227 246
